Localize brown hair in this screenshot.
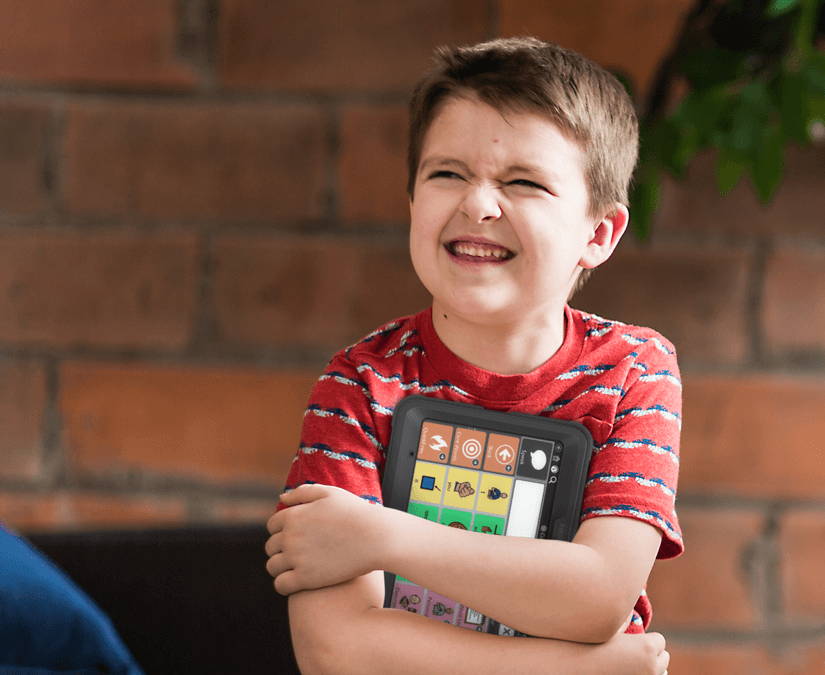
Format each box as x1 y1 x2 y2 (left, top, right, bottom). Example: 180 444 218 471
407 37 639 293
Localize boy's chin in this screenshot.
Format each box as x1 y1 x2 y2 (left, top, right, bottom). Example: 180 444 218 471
434 297 522 324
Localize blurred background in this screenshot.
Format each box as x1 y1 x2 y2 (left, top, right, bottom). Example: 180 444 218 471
0 0 823 672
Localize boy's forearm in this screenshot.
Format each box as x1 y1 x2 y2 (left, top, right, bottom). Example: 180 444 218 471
271 485 658 643
376 508 631 642
334 608 617 675
290 571 629 675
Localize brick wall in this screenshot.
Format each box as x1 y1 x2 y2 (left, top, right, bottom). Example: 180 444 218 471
0 1 823 672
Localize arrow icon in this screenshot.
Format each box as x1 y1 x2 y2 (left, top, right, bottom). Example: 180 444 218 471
496 444 514 463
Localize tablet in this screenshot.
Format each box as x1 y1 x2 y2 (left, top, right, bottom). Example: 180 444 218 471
381 395 593 636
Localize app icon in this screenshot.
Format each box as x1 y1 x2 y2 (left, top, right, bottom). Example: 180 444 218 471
483 433 520 475
451 427 487 469
418 422 454 463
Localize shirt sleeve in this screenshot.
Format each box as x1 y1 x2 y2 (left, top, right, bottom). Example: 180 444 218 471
579 333 684 560
280 351 386 508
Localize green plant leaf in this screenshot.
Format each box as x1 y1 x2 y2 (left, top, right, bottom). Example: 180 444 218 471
671 125 700 178
804 52 825 94
810 95 825 122
639 120 675 176
677 47 748 88
648 119 690 177
727 81 772 154
716 148 748 194
776 71 810 141
749 124 785 203
634 0 824 234
676 87 734 145
791 0 819 59
629 172 661 240
766 0 800 17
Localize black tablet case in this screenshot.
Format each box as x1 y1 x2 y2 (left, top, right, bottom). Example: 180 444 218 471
381 395 593 634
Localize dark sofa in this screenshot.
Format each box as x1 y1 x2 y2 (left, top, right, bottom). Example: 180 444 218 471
27 525 300 674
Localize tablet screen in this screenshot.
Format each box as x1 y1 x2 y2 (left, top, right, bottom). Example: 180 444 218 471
383 397 591 636
390 419 576 635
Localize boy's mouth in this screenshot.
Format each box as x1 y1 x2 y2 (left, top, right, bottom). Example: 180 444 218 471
445 239 515 262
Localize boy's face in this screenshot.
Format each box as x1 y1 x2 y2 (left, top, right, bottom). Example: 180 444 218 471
409 96 618 327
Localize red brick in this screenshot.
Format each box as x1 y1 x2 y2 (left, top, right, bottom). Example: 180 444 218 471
0 229 198 349
574 242 750 365
667 642 825 675
647 508 763 629
666 644 762 675
217 0 488 92
62 101 327 223
780 509 825 621
0 0 198 88
680 374 825 499
339 104 409 225
0 493 60 531
212 235 429 349
63 493 188 529
0 490 187 532
774 642 825 675
499 0 693 96
0 101 51 214
763 245 825 358
349 241 430 334
60 362 317 485
213 236 361 349
657 146 825 238
0 359 47 480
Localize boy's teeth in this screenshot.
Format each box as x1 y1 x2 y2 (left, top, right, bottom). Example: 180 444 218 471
452 243 510 258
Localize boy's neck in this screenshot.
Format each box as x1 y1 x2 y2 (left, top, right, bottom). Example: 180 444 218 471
430 301 567 375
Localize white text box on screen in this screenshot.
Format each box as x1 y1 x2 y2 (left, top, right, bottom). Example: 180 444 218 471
505 480 544 537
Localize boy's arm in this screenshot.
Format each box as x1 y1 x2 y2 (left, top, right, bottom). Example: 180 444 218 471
268 485 661 643
288 569 668 675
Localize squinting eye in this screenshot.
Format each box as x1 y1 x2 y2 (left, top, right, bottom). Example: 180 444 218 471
429 170 462 180
509 179 548 192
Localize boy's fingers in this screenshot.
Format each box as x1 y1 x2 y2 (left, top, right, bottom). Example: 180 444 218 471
266 509 284 534
659 650 670 671
266 551 290 580
264 532 282 558
648 632 666 653
273 569 301 596
279 483 330 506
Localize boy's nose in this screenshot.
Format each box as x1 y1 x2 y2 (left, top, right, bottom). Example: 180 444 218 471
459 184 502 223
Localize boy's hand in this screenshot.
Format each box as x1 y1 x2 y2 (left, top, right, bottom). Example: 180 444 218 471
265 484 389 595
604 632 670 675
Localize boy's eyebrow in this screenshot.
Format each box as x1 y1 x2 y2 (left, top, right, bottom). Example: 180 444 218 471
506 163 549 176
419 157 471 173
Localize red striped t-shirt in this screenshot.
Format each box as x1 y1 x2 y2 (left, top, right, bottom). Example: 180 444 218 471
284 305 683 632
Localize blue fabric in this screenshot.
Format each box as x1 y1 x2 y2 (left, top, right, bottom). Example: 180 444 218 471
0 526 143 674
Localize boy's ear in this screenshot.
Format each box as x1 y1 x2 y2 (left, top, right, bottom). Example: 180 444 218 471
579 203 629 270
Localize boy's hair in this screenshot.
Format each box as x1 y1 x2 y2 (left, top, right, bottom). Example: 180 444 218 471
407 36 639 293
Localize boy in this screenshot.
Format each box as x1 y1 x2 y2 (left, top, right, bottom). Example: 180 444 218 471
266 37 680 674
